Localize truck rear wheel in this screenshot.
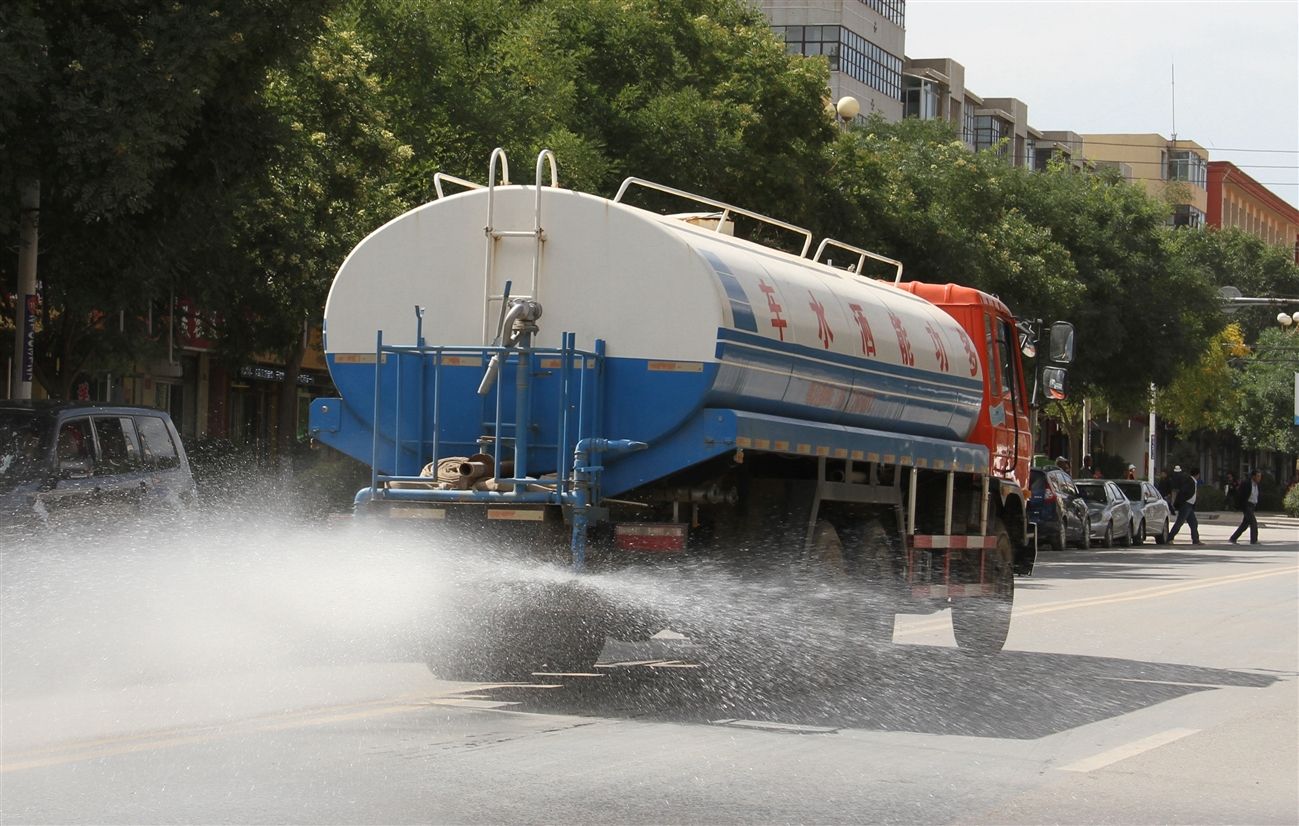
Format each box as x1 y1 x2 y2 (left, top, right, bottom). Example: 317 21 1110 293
425 581 611 682
811 515 899 646
950 520 1014 655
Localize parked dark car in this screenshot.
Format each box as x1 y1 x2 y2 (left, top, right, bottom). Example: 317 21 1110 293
1114 479 1172 544
0 401 196 527
1075 479 1134 547
1027 467 1091 551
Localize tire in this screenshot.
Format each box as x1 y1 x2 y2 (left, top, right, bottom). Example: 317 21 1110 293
1078 516 1091 550
1157 518 1170 544
1102 522 1114 548
1048 518 1066 552
813 517 898 646
1133 520 1146 545
951 519 1014 655
425 582 610 681
1121 520 1132 546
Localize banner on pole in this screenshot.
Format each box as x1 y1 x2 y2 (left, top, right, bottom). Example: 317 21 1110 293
20 294 35 383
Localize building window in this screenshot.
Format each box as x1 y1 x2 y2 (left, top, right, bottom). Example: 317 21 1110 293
1023 138 1036 170
858 0 905 27
962 105 976 147
974 115 1009 157
1171 204 1205 229
1167 150 1207 189
774 25 903 100
903 76 940 120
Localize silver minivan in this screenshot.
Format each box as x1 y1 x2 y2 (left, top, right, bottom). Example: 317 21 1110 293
0 401 196 526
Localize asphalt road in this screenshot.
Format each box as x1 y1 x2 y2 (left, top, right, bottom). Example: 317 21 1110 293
2 512 1296 824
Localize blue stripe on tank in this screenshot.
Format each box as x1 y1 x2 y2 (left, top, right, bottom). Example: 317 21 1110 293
715 327 984 393
699 249 757 332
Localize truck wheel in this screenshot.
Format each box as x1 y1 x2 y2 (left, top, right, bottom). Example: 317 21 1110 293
810 516 897 646
425 582 610 682
951 520 1013 655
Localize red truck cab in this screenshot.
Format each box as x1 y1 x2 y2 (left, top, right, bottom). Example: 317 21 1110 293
897 283 1033 491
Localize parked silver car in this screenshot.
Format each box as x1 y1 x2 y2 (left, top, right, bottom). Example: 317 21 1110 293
1114 479 1172 544
1075 479 1135 547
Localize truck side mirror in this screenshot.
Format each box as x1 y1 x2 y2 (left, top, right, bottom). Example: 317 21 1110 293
1043 366 1068 401
1049 322 1075 364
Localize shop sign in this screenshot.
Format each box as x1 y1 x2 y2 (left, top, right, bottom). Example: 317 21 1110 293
239 365 315 385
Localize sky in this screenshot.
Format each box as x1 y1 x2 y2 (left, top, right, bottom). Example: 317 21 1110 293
905 0 1299 209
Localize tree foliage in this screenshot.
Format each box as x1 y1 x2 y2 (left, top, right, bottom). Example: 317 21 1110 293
1231 328 1299 454
0 0 331 398
1159 323 1248 433
346 0 835 212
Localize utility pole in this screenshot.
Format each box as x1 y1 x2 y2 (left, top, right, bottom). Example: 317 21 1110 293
11 179 40 400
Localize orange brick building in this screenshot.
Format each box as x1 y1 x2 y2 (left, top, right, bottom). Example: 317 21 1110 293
1206 161 1299 262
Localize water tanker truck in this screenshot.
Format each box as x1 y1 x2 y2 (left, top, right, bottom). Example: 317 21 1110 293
309 149 1075 677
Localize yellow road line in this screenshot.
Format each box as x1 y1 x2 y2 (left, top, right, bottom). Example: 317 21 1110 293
897 564 1298 637
1058 727 1200 772
1 691 439 773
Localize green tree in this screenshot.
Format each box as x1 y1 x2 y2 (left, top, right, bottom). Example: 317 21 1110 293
211 18 412 457
1166 227 1299 341
0 0 329 398
1232 328 1299 454
348 0 835 213
1159 323 1247 432
1003 162 1221 409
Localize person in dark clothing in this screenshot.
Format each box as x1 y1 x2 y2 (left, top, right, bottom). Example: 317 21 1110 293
1229 469 1262 544
1167 466 1202 545
1156 467 1176 511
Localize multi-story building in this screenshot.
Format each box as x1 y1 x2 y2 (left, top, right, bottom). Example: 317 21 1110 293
901 57 1048 170
1081 134 1210 228
902 57 975 143
1034 131 1090 172
1207 161 1299 262
761 0 906 121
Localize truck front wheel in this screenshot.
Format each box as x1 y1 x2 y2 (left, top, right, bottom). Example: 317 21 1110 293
950 520 1014 655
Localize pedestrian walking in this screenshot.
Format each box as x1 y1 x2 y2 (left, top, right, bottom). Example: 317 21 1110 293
1229 469 1262 545
1167 466 1203 545
1157 468 1173 508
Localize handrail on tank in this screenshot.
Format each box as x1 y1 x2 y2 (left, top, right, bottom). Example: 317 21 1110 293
527 149 559 300
432 173 483 200
613 177 814 258
481 148 511 343
812 238 905 283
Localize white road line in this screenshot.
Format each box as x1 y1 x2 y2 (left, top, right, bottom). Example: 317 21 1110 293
1058 728 1200 773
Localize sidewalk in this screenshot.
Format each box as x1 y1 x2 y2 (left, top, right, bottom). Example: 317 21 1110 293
1166 511 1298 544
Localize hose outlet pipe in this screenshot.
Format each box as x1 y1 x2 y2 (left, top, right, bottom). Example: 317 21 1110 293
477 299 544 396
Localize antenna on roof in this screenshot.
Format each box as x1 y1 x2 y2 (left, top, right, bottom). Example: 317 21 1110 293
1170 62 1177 142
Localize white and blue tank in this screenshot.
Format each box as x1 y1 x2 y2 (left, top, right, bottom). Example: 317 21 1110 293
311 173 986 494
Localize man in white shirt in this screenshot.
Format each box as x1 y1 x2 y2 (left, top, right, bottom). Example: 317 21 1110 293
1229 469 1262 545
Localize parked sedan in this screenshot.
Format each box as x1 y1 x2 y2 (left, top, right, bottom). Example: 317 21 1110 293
1114 479 1172 544
1027 467 1091 551
1075 479 1135 547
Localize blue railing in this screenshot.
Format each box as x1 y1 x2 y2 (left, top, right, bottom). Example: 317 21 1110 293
366 328 606 506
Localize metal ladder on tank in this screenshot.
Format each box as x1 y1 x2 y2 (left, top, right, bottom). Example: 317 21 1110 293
433 148 559 345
